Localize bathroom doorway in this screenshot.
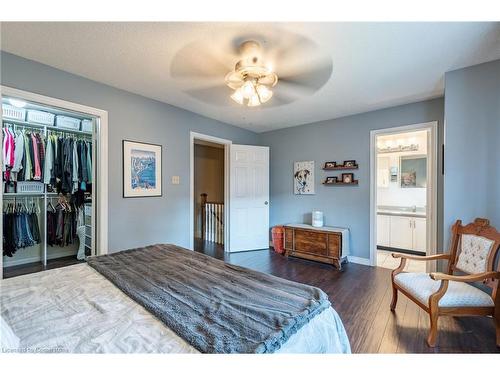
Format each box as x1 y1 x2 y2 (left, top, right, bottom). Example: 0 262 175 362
370 122 438 272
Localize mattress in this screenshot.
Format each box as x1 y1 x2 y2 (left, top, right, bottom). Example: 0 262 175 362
0 263 350 353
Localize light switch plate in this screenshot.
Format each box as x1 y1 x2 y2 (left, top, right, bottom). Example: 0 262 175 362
171 176 180 185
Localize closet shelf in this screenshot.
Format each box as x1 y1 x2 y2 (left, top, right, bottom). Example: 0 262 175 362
3 192 60 197
3 118 92 137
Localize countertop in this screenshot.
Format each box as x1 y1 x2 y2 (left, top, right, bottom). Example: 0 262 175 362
377 210 426 218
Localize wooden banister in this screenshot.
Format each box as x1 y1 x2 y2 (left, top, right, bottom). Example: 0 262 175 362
201 193 207 240
200 193 224 244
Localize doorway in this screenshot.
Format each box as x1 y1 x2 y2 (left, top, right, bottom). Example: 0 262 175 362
193 139 226 254
370 122 437 272
189 132 231 253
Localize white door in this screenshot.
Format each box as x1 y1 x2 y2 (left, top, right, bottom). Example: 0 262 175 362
377 214 391 247
413 217 427 253
229 145 269 252
389 216 413 250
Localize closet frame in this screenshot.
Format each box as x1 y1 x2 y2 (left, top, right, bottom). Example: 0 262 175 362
0 86 109 278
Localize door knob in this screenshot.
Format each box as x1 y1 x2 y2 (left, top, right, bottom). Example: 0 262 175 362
264 201 268 205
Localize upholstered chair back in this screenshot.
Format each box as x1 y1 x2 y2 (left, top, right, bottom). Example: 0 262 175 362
448 218 500 290
456 234 495 274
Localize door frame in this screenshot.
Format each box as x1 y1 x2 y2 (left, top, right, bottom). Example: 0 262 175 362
189 131 232 251
0 85 109 278
369 121 438 271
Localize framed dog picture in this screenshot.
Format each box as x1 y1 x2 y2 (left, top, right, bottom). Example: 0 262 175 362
294 161 315 195
123 140 162 198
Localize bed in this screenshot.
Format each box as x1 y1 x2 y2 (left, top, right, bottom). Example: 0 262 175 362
0 244 350 354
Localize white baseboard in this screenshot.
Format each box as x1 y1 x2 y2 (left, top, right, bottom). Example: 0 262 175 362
348 256 372 266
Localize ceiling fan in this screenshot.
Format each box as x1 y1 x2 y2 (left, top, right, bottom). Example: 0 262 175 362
170 31 333 107
224 41 278 107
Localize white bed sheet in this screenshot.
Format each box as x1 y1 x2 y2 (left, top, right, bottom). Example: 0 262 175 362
0 264 350 354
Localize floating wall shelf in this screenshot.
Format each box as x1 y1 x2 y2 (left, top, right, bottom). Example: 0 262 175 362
323 180 359 186
322 165 359 171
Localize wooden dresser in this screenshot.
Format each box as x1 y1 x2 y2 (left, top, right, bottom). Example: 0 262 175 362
283 224 350 269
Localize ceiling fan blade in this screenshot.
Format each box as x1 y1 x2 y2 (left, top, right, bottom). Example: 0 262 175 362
184 84 235 106
276 79 319 97
170 42 233 79
278 61 333 91
268 82 313 106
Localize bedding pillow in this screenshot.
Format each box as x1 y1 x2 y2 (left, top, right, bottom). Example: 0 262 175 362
1 315 20 351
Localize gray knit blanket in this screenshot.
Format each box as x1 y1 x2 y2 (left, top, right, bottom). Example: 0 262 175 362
87 244 331 353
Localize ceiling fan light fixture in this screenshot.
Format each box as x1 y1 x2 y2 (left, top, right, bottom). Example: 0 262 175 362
225 41 278 107
230 88 245 105
241 80 256 99
256 84 272 103
247 93 261 107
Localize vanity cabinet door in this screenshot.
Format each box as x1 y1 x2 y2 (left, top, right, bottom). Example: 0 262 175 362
413 217 427 252
377 215 391 247
389 216 413 250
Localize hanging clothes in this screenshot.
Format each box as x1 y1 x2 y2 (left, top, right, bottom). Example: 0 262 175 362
2 200 41 257
2 127 15 182
43 135 54 185
12 131 24 179
47 201 78 247
2 125 92 201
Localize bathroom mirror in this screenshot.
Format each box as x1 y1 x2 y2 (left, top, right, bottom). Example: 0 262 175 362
400 155 427 188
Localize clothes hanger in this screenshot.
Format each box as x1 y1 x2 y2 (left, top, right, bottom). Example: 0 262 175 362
47 198 56 213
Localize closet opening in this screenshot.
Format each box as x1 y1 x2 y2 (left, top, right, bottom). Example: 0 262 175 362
1 88 107 279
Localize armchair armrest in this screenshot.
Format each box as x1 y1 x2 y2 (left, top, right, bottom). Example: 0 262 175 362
430 271 500 283
391 253 450 262
391 253 450 278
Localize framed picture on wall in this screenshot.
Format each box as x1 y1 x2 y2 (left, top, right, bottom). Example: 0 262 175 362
294 161 315 195
341 173 354 184
123 140 162 198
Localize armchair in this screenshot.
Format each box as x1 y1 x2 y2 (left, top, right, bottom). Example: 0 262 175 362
390 218 500 347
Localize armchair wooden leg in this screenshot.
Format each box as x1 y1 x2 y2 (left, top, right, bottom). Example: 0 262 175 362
495 310 500 348
390 285 398 311
427 309 439 347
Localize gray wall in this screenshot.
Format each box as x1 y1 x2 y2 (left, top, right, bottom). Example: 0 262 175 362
443 59 500 245
0 52 259 252
258 99 444 260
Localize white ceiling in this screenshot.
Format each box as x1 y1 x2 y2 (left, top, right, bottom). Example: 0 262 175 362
1 22 499 133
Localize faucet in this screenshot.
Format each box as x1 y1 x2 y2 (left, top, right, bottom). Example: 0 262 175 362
411 205 417 212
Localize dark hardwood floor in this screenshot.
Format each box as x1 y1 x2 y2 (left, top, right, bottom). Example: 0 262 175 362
195 239 500 353
3 256 84 279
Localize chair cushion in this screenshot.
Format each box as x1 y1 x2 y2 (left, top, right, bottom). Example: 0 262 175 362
456 234 494 274
394 272 494 308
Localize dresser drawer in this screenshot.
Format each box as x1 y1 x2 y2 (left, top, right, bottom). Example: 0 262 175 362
294 230 328 256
